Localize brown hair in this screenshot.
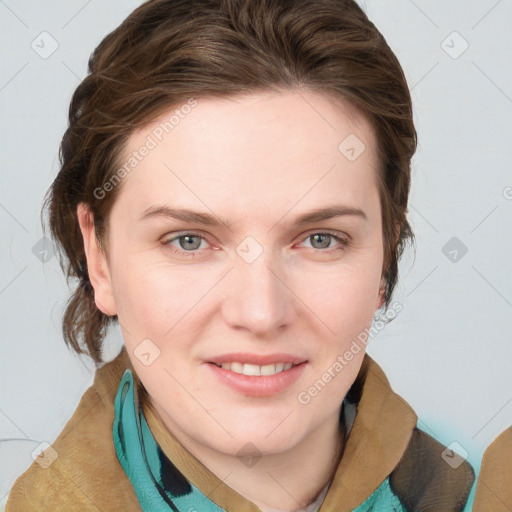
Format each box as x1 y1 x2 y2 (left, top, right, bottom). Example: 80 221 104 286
42 0 417 367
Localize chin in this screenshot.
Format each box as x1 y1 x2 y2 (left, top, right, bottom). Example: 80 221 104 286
210 419 305 455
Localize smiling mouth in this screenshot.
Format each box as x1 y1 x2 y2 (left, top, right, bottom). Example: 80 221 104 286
210 362 302 376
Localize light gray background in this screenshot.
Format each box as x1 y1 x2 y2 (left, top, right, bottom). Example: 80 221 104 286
1 0 511 508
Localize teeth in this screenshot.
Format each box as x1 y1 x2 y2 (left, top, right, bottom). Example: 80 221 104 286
243 363 261 376
260 364 276 376
231 362 243 373
216 362 298 376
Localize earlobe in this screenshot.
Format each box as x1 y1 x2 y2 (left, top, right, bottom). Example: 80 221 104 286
76 203 117 316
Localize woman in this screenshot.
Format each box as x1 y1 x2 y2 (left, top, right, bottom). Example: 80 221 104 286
5 0 477 510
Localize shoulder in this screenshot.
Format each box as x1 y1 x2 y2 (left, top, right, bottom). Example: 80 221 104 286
474 426 512 511
5 348 141 512
351 355 475 510
389 427 475 512
327 356 476 511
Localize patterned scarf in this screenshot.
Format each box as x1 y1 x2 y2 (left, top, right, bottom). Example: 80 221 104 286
112 368 405 512
113 368 225 511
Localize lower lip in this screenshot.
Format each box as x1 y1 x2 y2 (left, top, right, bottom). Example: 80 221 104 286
206 362 307 397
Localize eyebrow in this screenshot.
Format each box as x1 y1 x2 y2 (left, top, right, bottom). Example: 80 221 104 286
137 204 367 229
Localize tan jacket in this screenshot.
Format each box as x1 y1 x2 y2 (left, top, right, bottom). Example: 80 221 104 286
5 346 479 511
473 426 512 512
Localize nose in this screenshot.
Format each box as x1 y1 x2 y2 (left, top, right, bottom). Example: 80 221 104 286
221 244 296 337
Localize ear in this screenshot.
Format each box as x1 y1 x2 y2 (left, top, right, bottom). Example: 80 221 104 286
375 223 400 311
375 274 387 311
76 202 117 316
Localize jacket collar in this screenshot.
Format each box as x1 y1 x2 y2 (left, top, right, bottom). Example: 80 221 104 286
4 345 418 512
127 349 418 511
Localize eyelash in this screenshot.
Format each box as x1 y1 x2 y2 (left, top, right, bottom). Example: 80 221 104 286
160 230 349 258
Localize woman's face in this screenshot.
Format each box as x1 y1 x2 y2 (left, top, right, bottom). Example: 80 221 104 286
81 89 385 457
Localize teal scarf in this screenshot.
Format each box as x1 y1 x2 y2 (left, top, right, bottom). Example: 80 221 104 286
113 369 225 511
112 368 406 512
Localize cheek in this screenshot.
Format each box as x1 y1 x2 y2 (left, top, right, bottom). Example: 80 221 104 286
111 254 209 338
110 259 171 332
296 260 381 332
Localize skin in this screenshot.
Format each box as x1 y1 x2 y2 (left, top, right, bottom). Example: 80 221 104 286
78 89 386 511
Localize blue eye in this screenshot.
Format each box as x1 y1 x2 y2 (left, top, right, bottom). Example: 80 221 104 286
161 232 207 256
161 230 348 258
301 232 348 251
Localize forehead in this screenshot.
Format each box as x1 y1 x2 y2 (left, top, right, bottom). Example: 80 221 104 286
112 89 380 223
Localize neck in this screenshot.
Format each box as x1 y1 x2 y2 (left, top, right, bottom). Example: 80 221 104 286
151 398 345 511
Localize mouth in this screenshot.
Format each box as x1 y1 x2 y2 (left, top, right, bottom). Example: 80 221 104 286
209 361 302 376
205 354 308 396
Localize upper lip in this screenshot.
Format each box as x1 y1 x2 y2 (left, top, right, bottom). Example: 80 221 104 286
207 353 307 366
